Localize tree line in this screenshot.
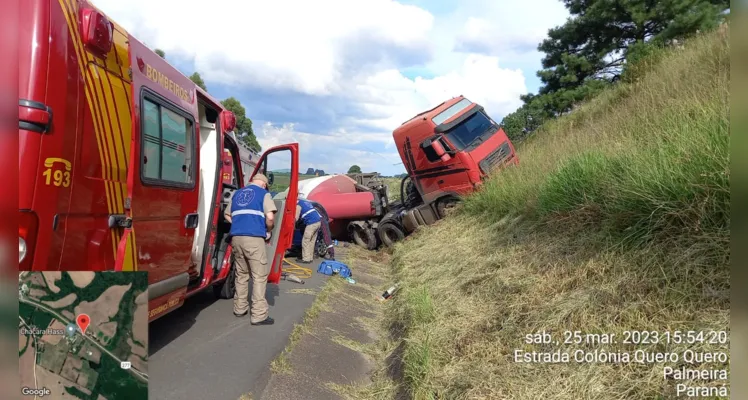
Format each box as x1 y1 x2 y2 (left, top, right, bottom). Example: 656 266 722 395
155 49 262 152
499 0 730 142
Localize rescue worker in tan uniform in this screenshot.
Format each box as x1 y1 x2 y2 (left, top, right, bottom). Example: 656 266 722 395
223 174 276 325
295 198 322 263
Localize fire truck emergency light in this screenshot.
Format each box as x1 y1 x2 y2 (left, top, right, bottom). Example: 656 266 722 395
80 7 113 57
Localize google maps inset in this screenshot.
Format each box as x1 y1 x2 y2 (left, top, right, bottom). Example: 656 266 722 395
19 271 148 399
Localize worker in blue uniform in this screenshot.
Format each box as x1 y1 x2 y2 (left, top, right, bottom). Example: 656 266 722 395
295 198 322 263
223 173 276 325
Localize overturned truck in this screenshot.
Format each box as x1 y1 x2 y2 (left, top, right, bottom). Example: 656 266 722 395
286 95 520 249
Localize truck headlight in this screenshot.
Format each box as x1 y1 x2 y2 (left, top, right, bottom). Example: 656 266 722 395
19 237 27 262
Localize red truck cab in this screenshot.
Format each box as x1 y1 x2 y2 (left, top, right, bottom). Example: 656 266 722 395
379 96 518 240
394 96 518 206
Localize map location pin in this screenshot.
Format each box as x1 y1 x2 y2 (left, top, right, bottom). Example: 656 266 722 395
76 314 90 335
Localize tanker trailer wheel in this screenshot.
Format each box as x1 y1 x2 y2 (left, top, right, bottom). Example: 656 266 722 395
351 224 378 250
214 255 236 299
436 196 462 219
378 222 405 248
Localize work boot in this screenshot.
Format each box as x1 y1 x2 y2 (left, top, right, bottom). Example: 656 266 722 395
234 311 248 318
251 317 274 326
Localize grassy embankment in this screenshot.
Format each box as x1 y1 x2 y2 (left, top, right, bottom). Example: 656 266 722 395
367 28 729 399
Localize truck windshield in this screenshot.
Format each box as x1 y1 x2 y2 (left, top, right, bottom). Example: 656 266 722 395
444 111 496 150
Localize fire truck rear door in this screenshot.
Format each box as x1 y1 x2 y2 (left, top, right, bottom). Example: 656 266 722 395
250 144 300 284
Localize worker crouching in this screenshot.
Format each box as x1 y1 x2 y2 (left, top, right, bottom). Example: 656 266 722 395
224 174 276 325
296 199 322 264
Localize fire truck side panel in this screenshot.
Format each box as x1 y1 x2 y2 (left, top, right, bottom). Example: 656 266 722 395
19 0 63 269
61 4 136 270
20 0 126 270
19 0 49 210
127 34 201 288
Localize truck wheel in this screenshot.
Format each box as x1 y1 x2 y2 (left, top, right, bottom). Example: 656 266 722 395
436 197 461 219
378 222 405 248
352 225 377 250
315 234 328 258
213 256 236 299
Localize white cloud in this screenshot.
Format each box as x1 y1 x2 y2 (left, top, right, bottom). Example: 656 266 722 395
451 0 570 74
458 17 547 54
94 0 434 95
349 54 526 132
257 123 402 175
92 0 566 174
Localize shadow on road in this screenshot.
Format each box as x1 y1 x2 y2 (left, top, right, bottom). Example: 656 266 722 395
149 290 219 356
149 278 283 355
265 284 280 306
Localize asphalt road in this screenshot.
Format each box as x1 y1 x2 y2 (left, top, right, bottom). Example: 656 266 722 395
149 262 329 400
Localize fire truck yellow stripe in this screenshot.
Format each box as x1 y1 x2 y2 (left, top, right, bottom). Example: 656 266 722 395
84 62 124 255
60 0 143 271
109 25 138 271
67 2 121 260
87 65 124 210
98 70 127 184
59 0 120 262
100 47 137 271
84 8 138 271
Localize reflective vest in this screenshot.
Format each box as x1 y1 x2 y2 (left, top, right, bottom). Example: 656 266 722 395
298 199 321 225
229 184 267 237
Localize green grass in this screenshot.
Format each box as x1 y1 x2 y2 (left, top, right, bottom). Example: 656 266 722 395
383 177 402 202
268 172 318 193
372 26 730 399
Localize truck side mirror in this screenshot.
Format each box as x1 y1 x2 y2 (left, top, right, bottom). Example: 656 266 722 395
268 172 275 186
431 139 452 162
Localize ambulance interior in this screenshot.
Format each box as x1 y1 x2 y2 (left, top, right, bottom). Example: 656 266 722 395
192 101 222 283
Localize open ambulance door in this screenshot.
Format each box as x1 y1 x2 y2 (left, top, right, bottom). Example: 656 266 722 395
251 144 299 284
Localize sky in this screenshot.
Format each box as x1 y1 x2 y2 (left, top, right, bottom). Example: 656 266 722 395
94 0 569 176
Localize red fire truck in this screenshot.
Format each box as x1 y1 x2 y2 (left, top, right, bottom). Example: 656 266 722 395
18 0 300 321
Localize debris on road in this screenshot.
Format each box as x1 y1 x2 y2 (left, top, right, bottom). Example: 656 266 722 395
380 284 398 301
282 273 305 284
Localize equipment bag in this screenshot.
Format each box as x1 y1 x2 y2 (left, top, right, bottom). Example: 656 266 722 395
317 260 352 278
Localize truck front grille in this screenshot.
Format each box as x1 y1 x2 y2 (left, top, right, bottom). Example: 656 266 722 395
479 141 512 173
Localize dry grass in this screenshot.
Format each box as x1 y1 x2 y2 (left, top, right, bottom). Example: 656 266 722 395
373 28 730 399
286 288 319 295
270 274 346 373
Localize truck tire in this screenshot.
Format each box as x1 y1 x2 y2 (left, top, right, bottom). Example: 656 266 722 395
436 196 461 219
378 222 405 248
213 256 236 299
352 224 377 250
